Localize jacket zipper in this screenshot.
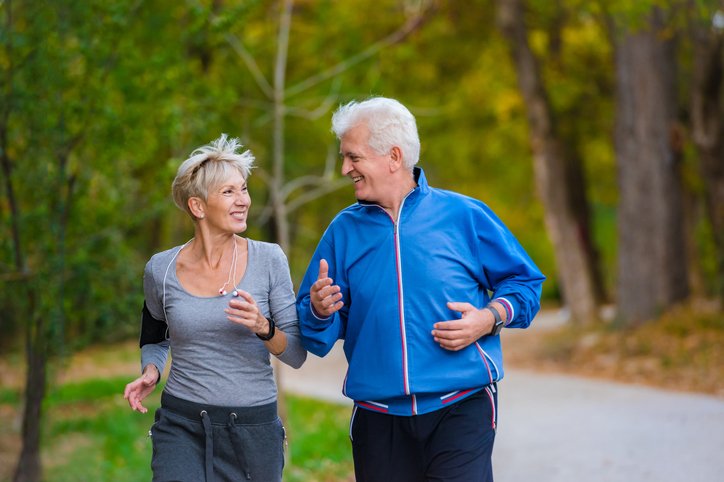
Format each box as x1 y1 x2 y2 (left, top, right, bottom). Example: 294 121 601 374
369 189 416 413
392 219 410 399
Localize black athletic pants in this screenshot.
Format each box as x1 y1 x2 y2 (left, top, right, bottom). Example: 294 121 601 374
350 386 498 482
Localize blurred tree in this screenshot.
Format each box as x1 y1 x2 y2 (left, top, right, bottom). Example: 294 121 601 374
0 1 203 479
688 4 723 301
612 4 689 324
497 0 603 324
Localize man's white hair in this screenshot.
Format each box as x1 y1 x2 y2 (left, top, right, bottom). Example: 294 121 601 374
331 97 420 170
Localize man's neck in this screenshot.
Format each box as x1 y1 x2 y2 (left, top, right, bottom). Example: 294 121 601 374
383 174 418 221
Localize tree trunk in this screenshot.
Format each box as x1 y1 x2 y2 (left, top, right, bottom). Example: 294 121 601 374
497 0 602 323
690 16 724 302
613 8 688 324
13 292 45 482
269 0 294 454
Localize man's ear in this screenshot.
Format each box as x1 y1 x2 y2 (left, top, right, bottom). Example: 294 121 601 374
389 146 404 172
188 197 205 219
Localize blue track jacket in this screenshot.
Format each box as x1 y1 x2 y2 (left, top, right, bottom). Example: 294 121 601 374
296 168 545 416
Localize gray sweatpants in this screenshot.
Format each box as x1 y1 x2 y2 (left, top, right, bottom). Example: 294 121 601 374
150 392 286 482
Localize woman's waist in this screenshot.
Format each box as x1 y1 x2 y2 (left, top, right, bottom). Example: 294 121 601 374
164 368 277 408
161 391 277 424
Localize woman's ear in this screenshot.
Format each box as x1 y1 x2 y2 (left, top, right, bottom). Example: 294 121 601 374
389 146 404 172
188 197 205 219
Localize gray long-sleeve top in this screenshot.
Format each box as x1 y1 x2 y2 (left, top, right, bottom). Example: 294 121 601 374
141 239 306 407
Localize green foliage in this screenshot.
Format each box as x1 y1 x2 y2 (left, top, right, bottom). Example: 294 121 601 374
1 0 719 347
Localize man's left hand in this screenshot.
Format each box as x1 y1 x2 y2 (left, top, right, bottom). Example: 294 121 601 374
432 302 494 351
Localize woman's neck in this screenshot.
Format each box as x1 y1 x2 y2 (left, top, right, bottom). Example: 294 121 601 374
189 231 237 269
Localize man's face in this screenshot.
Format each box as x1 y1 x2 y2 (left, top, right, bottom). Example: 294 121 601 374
339 124 392 205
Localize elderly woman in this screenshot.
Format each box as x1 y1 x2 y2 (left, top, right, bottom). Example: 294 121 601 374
123 134 306 482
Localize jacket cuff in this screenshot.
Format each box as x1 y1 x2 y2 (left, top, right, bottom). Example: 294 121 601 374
493 297 515 325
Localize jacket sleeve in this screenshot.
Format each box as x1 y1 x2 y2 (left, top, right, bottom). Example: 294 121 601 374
296 236 347 357
476 205 546 329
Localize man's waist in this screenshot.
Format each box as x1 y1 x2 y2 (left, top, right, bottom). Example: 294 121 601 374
353 386 489 416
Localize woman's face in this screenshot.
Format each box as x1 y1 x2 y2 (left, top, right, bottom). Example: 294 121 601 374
202 170 251 234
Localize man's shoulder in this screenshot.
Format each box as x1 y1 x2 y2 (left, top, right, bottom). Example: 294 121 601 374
427 186 489 212
328 203 367 225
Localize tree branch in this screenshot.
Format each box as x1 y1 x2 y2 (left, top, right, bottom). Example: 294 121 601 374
287 178 349 214
224 33 274 99
285 5 431 98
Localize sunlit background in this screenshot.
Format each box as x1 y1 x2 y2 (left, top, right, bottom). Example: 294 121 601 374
1 1 722 481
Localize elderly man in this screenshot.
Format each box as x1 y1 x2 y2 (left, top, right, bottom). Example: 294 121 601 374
296 97 545 482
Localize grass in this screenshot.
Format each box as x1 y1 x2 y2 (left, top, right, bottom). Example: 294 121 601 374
286 397 354 482
1 377 353 482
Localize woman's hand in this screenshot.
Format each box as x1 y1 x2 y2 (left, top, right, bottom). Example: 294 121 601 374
226 290 270 336
123 364 159 414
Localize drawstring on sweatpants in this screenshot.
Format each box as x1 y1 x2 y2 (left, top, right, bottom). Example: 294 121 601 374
159 392 276 481
199 410 252 481
228 412 252 480
200 410 214 481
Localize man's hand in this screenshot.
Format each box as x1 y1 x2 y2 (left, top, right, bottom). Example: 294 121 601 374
123 364 159 414
431 302 495 351
310 259 344 317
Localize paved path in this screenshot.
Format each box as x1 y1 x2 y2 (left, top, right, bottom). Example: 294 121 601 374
279 316 724 482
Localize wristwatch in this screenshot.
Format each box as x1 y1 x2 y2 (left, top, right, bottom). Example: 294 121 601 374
484 306 504 336
256 317 276 341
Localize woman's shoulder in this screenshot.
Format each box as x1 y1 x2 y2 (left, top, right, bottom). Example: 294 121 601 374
145 244 187 275
247 238 286 260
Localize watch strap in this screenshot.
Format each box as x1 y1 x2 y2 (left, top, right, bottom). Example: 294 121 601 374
256 317 276 341
484 306 504 336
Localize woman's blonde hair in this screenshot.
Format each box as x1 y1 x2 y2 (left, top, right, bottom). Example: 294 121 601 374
172 134 255 218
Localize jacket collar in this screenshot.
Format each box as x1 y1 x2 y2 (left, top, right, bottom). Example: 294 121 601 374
413 166 430 195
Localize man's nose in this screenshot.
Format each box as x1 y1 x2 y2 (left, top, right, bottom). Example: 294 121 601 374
341 157 352 176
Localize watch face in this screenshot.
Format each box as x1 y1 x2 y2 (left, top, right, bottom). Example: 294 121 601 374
492 321 504 336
